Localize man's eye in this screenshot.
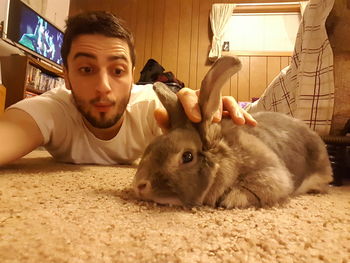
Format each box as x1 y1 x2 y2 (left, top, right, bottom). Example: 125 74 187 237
114 68 124 75
79 67 93 74
182 151 193 164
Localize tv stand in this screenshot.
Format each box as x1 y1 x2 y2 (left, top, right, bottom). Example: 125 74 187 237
0 54 64 108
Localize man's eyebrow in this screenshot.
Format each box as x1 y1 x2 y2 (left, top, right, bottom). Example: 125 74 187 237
107 55 128 62
72 53 128 62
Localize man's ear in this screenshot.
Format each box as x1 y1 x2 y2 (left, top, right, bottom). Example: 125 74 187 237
63 67 71 90
132 66 135 82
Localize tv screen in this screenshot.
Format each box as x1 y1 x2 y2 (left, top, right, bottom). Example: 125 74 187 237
5 0 64 67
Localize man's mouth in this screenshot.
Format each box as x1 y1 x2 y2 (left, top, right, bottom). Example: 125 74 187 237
94 104 112 112
93 101 115 112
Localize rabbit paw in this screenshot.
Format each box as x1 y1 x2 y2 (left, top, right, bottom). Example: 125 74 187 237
218 187 261 209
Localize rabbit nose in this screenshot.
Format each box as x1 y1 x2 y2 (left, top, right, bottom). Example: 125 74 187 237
135 180 151 196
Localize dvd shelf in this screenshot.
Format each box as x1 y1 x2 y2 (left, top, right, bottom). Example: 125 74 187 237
25 63 64 94
0 55 64 108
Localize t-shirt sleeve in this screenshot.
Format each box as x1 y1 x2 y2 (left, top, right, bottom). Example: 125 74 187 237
131 84 164 137
7 92 67 145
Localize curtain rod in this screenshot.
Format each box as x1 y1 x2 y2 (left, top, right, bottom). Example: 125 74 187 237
233 3 301 13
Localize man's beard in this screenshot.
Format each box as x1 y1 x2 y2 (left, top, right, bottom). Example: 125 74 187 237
69 82 132 129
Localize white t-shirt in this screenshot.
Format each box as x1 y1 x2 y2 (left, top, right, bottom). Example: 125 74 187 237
9 84 163 165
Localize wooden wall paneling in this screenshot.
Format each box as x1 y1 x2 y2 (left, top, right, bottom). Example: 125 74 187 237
110 0 131 25
161 0 180 74
189 0 200 90
127 0 138 38
250 56 267 99
110 1 138 79
280 56 290 69
109 0 139 78
92 0 112 13
151 0 165 64
237 56 250 101
267 56 281 85
196 0 211 90
97 0 113 11
176 0 193 87
68 0 108 16
143 0 155 68
133 0 148 81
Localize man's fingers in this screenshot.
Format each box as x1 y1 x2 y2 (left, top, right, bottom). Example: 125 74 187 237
154 108 170 133
242 110 258 126
222 96 257 126
156 89 257 131
176 88 201 123
222 96 244 124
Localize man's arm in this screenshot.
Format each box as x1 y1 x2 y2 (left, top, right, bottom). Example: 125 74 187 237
0 109 44 166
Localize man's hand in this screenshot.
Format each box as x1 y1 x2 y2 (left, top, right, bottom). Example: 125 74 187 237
154 87 257 132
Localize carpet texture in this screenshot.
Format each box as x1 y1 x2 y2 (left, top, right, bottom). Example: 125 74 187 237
0 150 349 263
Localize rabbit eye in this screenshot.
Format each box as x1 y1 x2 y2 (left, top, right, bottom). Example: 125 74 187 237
182 151 193 163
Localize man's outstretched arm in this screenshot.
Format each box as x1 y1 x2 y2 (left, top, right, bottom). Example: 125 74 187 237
0 109 44 166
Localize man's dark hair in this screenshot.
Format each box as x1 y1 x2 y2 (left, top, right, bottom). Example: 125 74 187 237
61 11 136 68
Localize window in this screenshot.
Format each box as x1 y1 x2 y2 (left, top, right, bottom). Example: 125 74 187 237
222 2 303 55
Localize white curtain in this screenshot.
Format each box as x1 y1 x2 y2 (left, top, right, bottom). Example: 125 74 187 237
300 1 309 15
208 4 235 62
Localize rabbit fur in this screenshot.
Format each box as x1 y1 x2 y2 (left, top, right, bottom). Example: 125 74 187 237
133 56 333 209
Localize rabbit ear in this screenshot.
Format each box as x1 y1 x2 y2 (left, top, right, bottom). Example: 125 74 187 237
199 56 242 123
153 82 189 129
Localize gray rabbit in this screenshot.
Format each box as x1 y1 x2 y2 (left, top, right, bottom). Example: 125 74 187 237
133 56 333 209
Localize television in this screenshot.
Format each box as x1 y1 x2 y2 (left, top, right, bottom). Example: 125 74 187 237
2 0 64 68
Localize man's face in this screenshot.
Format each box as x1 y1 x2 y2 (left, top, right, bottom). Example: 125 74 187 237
64 34 134 129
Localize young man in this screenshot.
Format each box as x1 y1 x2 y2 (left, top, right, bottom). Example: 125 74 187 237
0 11 255 166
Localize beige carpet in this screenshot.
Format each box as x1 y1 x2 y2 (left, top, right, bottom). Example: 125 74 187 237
0 150 349 263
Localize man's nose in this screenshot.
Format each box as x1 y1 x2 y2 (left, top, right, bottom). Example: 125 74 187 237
96 70 112 94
